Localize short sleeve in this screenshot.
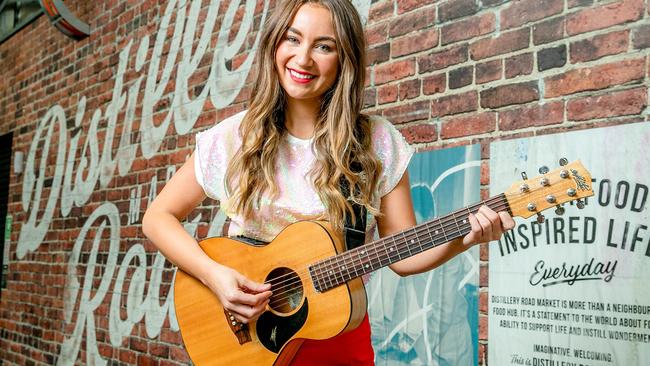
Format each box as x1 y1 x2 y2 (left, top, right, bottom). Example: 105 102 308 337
370 116 415 197
193 111 246 201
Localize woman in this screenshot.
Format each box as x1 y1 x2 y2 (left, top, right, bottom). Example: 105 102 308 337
142 0 515 364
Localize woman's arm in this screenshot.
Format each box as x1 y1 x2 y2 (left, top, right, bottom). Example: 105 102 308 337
378 171 515 276
142 153 271 323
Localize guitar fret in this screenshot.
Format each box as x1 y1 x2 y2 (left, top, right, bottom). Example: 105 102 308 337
438 218 448 242
453 211 462 237
341 253 352 283
393 236 402 261
371 244 382 271
425 224 435 248
324 258 335 289
359 247 370 274
402 232 412 257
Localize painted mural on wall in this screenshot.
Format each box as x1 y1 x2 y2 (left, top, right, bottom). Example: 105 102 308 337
11 0 378 365
488 123 650 366
368 145 481 366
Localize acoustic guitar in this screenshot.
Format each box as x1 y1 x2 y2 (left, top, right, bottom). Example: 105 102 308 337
174 159 594 365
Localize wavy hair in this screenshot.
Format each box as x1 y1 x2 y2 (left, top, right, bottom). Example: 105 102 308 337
225 0 382 234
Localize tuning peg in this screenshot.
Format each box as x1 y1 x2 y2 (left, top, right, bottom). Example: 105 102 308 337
576 199 585 209
538 166 549 174
521 172 528 180
559 158 568 166
555 205 565 216
536 213 545 223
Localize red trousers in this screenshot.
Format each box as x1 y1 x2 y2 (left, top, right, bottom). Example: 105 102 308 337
290 314 375 366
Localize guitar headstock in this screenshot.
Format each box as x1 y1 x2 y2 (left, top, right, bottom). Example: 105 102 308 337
504 159 594 220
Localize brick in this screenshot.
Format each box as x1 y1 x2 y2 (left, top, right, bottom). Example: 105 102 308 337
374 59 416 85
479 343 488 365
431 91 479 117
567 87 647 121
422 73 447 95
544 58 645 98
632 24 650 50
500 0 564 30
499 101 564 130
397 0 437 14
441 112 497 138
481 81 540 109
568 0 594 8
383 100 430 124
566 0 644 36
570 31 629 63
367 43 390 66
480 263 489 287
378 84 398 104
418 44 468 73
470 28 530 61
449 66 474 89
481 0 508 7
400 123 438 143
439 0 479 23
391 29 439 58
369 0 394 23
479 291 488 313
389 6 436 37
533 17 565 46
505 53 533 78
365 23 388 46
398 79 421 100
537 45 567 71
476 59 503 84
441 13 496 46
364 88 376 108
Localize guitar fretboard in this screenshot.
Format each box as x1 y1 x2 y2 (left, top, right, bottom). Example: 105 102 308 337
308 194 510 292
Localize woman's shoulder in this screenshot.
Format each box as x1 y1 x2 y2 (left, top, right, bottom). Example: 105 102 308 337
364 114 409 149
197 109 247 140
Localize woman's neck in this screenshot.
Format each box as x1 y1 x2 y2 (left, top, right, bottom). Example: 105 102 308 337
284 98 321 139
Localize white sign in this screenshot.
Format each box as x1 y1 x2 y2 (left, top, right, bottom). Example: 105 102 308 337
489 123 650 366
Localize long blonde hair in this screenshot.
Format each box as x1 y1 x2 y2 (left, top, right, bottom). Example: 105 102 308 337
225 0 382 233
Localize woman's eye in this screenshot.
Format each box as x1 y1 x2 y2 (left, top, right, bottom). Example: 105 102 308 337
286 36 299 43
316 44 332 52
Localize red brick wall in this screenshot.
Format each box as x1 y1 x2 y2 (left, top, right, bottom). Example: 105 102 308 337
0 0 648 365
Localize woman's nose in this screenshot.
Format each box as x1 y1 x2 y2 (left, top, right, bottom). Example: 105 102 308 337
294 45 313 67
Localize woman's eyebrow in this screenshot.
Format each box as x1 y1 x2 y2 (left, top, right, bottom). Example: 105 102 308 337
287 27 337 43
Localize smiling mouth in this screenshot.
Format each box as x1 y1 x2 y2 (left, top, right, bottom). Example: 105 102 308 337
288 68 316 81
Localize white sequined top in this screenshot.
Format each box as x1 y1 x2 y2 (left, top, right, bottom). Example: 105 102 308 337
194 110 414 243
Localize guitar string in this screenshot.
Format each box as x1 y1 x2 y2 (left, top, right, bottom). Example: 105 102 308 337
266 217 497 308
283 184 573 292
265 198 513 306
261 174 576 298
265 189 575 307
263 196 510 302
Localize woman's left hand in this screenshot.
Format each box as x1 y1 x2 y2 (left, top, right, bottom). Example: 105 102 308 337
463 205 516 246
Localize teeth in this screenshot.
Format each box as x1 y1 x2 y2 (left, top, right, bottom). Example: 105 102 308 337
290 69 314 79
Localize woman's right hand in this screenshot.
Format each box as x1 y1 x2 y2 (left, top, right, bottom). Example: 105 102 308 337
203 263 272 324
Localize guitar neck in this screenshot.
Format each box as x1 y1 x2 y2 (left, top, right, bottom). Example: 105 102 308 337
309 194 511 292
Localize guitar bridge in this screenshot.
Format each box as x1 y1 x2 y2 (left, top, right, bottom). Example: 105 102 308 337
223 309 251 345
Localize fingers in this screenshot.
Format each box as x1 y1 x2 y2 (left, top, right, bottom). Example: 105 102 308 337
211 267 273 324
464 212 482 246
226 298 270 323
240 276 272 294
464 206 515 246
222 288 272 323
499 211 516 231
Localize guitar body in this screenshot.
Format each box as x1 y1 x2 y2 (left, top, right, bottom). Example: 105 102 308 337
174 221 368 366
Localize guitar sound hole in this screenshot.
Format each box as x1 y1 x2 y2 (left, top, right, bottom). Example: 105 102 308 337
266 267 303 314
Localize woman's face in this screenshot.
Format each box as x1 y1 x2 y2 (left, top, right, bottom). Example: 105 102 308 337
275 3 340 105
